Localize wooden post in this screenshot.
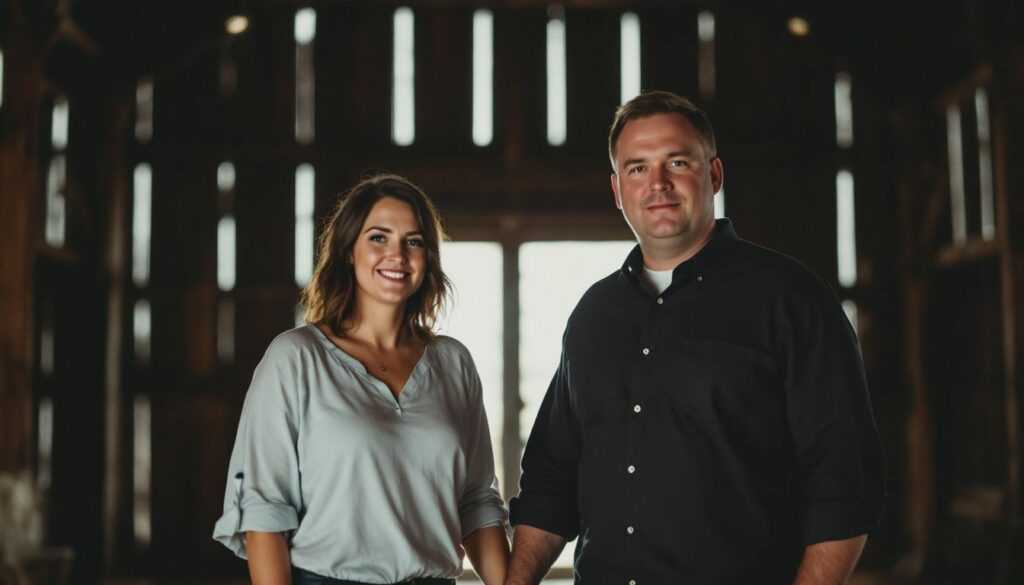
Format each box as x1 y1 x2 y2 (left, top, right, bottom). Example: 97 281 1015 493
898 175 936 578
993 47 1024 534
0 30 44 472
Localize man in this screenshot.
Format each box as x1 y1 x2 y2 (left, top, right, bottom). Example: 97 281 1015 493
506 91 885 585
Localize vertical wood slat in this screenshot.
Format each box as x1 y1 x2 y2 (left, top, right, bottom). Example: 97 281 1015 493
993 49 1023 533
0 31 43 472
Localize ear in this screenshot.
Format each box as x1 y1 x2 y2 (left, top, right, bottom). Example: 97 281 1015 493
610 173 623 210
709 156 724 194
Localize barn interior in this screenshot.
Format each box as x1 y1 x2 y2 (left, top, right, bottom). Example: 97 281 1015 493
1 0 1023 584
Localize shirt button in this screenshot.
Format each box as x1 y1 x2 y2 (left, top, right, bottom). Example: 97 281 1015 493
697 275 703 282
656 297 663 304
633 404 642 413
629 581 637 585
626 526 635 534
627 465 636 474
642 347 650 355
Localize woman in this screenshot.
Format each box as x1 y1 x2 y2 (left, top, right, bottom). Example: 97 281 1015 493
213 174 509 585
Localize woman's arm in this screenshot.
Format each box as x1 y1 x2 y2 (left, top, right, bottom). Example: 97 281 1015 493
463 525 510 585
246 531 292 585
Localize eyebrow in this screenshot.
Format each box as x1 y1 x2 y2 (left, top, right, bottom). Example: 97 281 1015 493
620 150 698 169
363 226 424 236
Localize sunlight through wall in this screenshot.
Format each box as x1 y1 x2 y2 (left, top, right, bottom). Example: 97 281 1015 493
294 164 315 286
294 8 316 145
836 169 857 288
437 242 504 493
519 240 635 569
546 6 567 146
393 8 416 146
620 12 641 105
472 10 494 147
946 105 967 244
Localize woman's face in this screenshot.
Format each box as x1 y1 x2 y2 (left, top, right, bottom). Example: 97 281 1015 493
349 197 428 309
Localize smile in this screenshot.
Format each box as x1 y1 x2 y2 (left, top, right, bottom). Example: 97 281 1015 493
377 269 409 281
647 203 680 211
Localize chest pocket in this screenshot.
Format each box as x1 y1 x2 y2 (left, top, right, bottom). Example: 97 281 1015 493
653 337 782 428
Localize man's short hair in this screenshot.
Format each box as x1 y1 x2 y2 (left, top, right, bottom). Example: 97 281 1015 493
608 91 717 171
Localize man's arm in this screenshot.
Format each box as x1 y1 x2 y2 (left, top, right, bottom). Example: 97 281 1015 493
792 534 867 585
505 525 567 585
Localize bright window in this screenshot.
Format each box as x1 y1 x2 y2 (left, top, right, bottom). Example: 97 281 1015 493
217 217 236 291
836 169 857 288
132 164 153 286
975 88 995 240
393 8 416 145
294 8 316 144
697 11 716 100
519 240 635 569
437 242 505 492
51 97 70 149
834 72 854 148
946 105 967 244
546 7 567 145
294 164 315 286
472 10 494 147
620 13 640 105
45 155 66 247
133 395 152 545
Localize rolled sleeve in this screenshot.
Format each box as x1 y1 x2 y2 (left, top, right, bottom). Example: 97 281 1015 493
458 358 508 540
781 278 886 545
212 338 304 558
509 347 580 540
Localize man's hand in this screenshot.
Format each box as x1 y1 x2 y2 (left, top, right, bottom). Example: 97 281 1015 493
793 534 867 585
505 525 567 585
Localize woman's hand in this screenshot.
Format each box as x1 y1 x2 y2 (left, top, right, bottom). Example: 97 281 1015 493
463 525 510 585
247 531 292 585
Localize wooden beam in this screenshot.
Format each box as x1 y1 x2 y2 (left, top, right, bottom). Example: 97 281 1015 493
932 237 1000 267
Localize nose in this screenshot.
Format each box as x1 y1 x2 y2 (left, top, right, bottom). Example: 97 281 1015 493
650 164 671 192
387 240 410 263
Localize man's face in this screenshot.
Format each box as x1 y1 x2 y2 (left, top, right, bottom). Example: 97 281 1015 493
610 113 723 257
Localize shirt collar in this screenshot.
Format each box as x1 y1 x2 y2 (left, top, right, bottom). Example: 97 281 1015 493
620 218 740 288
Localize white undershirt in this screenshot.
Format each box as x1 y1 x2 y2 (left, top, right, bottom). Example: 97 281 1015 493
644 267 674 294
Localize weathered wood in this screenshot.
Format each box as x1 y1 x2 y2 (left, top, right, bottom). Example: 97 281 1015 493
101 94 131 572
993 47 1024 534
0 29 44 472
932 237 999 267
898 172 935 579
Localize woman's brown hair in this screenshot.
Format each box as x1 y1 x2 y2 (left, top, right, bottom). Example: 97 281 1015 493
301 173 451 342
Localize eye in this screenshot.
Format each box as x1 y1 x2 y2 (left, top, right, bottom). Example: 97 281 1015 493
627 165 645 175
669 159 689 169
369 234 386 243
406 238 425 248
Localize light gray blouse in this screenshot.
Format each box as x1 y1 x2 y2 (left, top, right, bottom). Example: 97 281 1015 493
213 325 507 582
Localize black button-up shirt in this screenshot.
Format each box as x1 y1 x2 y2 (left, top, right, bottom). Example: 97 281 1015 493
510 220 885 585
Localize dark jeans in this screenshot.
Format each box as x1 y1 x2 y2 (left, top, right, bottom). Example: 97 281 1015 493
291 566 455 585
